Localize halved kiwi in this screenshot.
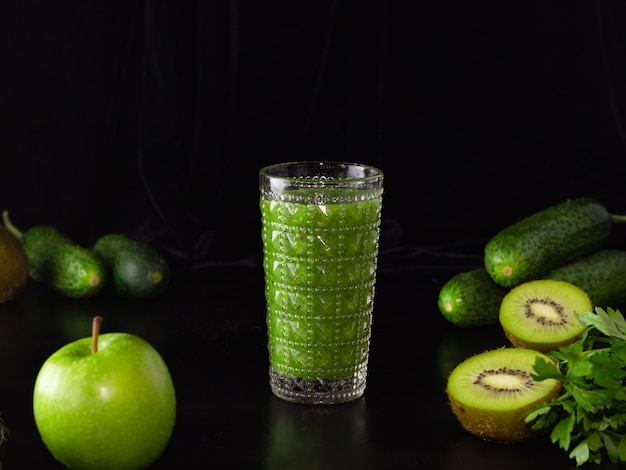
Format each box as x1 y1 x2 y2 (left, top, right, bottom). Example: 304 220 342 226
446 347 562 443
499 279 591 353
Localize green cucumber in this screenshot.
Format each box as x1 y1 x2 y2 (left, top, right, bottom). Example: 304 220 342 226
438 267 508 327
92 234 170 299
543 248 626 309
440 249 626 328
484 197 626 288
2 211 106 298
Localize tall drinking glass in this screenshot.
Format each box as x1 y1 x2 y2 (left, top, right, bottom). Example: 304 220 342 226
259 161 384 404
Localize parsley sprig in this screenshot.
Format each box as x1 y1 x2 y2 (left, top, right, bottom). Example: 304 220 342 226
525 307 626 466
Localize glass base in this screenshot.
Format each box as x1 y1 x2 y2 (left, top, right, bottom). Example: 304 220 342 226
269 366 367 404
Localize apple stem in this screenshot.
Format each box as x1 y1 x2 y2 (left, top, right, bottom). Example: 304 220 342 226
92 316 104 354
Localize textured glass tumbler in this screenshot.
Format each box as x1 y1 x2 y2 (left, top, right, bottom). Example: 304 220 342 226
259 161 384 404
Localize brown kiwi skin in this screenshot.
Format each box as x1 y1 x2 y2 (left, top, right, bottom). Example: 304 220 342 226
447 387 560 443
0 225 29 302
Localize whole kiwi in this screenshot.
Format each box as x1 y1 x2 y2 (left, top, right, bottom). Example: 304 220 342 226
0 225 29 302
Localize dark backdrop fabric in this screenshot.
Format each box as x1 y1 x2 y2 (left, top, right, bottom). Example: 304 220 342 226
3 1 626 273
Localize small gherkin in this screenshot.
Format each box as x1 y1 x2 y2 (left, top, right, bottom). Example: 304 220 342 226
92 234 170 299
2 211 106 299
438 267 507 327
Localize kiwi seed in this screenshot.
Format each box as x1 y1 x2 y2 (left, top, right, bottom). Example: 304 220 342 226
499 279 591 353
446 347 562 443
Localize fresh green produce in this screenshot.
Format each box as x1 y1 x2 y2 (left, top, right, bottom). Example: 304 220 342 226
439 249 626 328
0 415 8 469
526 307 626 466
0 415 8 446
0 224 29 302
446 347 562 443
2 211 106 298
92 234 170 299
33 316 176 470
499 279 591 353
437 267 508 327
484 198 626 288
544 248 626 310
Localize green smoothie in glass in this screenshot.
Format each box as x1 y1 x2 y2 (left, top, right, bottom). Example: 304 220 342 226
259 162 384 404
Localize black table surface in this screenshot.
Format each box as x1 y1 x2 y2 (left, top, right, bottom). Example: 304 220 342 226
0 250 623 469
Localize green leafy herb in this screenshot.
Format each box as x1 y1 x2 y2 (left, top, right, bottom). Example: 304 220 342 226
0 415 8 445
525 307 626 466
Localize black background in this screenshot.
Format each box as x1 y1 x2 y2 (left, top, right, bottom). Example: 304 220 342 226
4 3 626 468
4 1 626 270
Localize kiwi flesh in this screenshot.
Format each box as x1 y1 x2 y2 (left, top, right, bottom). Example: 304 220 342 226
499 279 591 353
446 347 562 443
0 225 29 302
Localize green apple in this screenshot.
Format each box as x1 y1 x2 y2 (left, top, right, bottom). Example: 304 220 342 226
33 316 176 470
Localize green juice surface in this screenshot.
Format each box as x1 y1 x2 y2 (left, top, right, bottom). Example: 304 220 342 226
261 190 382 382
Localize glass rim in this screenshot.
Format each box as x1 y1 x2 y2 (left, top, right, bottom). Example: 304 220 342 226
259 161 384 183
